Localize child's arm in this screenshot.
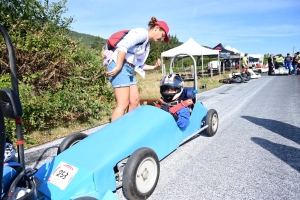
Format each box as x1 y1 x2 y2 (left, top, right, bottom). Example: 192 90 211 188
176 107 190 129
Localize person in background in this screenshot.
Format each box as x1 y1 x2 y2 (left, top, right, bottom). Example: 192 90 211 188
292 53 299 75
297 65 300 75
268 54 274 75
242 53 248 73
159 74 192 130
275 54 284 68
297 52 300 75
235 61 239 70
284 53 292 74
107 16 170 122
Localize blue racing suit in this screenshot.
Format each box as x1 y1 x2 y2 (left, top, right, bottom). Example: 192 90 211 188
161 104 191 130
175 107 190 129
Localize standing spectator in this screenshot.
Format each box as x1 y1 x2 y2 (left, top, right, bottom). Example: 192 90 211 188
284 53 292 74
268 54 274 75
297 52 300 75
106 16 169 122
275 54 284 68
242 53 248 73
292 53 299 75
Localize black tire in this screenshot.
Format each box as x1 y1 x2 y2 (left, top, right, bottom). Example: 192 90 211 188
122 147 160 200
57 132 88 155
236 75 244 83
205 109 218 137
258 69 262 73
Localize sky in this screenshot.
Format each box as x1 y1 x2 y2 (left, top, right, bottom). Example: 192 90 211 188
54 0 300 55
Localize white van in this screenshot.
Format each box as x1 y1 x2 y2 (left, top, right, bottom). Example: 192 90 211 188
207 60 221 72
248 54 264 67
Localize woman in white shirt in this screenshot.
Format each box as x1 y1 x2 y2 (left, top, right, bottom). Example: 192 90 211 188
107 16 169 122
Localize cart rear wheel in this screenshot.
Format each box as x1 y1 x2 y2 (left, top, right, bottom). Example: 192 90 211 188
57 132 88 155
205 109 218 137
123 147 160 200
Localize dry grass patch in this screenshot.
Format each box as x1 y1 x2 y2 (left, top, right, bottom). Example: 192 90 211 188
137 70 232 98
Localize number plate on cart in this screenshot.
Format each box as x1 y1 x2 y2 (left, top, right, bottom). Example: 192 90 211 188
48 162 79 190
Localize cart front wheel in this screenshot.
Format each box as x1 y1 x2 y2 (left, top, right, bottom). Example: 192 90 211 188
205 109 218 137
123 147 160 200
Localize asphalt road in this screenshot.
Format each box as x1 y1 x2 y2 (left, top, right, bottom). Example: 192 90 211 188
25 73 300 200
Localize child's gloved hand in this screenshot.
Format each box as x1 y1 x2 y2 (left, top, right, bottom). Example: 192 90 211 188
161 104 170 112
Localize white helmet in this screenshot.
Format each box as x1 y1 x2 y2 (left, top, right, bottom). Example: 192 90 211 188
160 74 184 102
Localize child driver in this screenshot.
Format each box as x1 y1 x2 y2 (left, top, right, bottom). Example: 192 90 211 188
159 74 193 130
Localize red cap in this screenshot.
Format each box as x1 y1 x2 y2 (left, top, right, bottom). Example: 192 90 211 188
155 21 169 42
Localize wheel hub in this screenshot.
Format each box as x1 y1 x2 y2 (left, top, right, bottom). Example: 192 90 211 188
141 168 149 181
212 114 218 131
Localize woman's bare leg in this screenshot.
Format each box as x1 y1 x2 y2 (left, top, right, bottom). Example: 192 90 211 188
128 84 139 112
110 87 130 122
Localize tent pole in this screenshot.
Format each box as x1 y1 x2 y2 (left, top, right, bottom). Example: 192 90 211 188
201 53 204 80
218 53 220 76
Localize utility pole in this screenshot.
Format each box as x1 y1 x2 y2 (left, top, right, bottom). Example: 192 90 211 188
293 46 295 55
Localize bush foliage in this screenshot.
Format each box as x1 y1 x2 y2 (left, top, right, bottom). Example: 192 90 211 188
0 0 115 140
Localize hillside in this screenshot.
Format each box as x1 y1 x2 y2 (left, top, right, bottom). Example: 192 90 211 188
68 30 107 49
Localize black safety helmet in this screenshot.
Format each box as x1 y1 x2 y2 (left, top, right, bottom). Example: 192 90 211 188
160 74 184 102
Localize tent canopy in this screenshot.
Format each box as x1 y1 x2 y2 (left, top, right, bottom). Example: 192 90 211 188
160 38 220 76
161 38 219 57
213 43 244 60
213 43 235 57
225 45 244 57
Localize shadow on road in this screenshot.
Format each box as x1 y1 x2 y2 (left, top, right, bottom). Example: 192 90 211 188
242 116 300 145
242 116 300 173
251 137 300 173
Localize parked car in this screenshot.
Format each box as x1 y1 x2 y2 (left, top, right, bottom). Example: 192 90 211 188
252 63 268 73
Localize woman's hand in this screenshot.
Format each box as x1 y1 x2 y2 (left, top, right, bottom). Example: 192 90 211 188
107 50 126 76
154 58 162 69
107 66 121 77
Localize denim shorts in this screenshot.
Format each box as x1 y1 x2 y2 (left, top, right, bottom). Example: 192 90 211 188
107 61 137 88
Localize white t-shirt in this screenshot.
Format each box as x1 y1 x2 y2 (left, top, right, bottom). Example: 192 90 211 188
111 28 150 69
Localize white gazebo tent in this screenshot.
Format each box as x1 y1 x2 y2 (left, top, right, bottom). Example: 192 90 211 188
161 38 219 77
225 45 244 57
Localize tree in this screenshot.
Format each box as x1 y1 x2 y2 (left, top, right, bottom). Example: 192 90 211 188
146 35 181 65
